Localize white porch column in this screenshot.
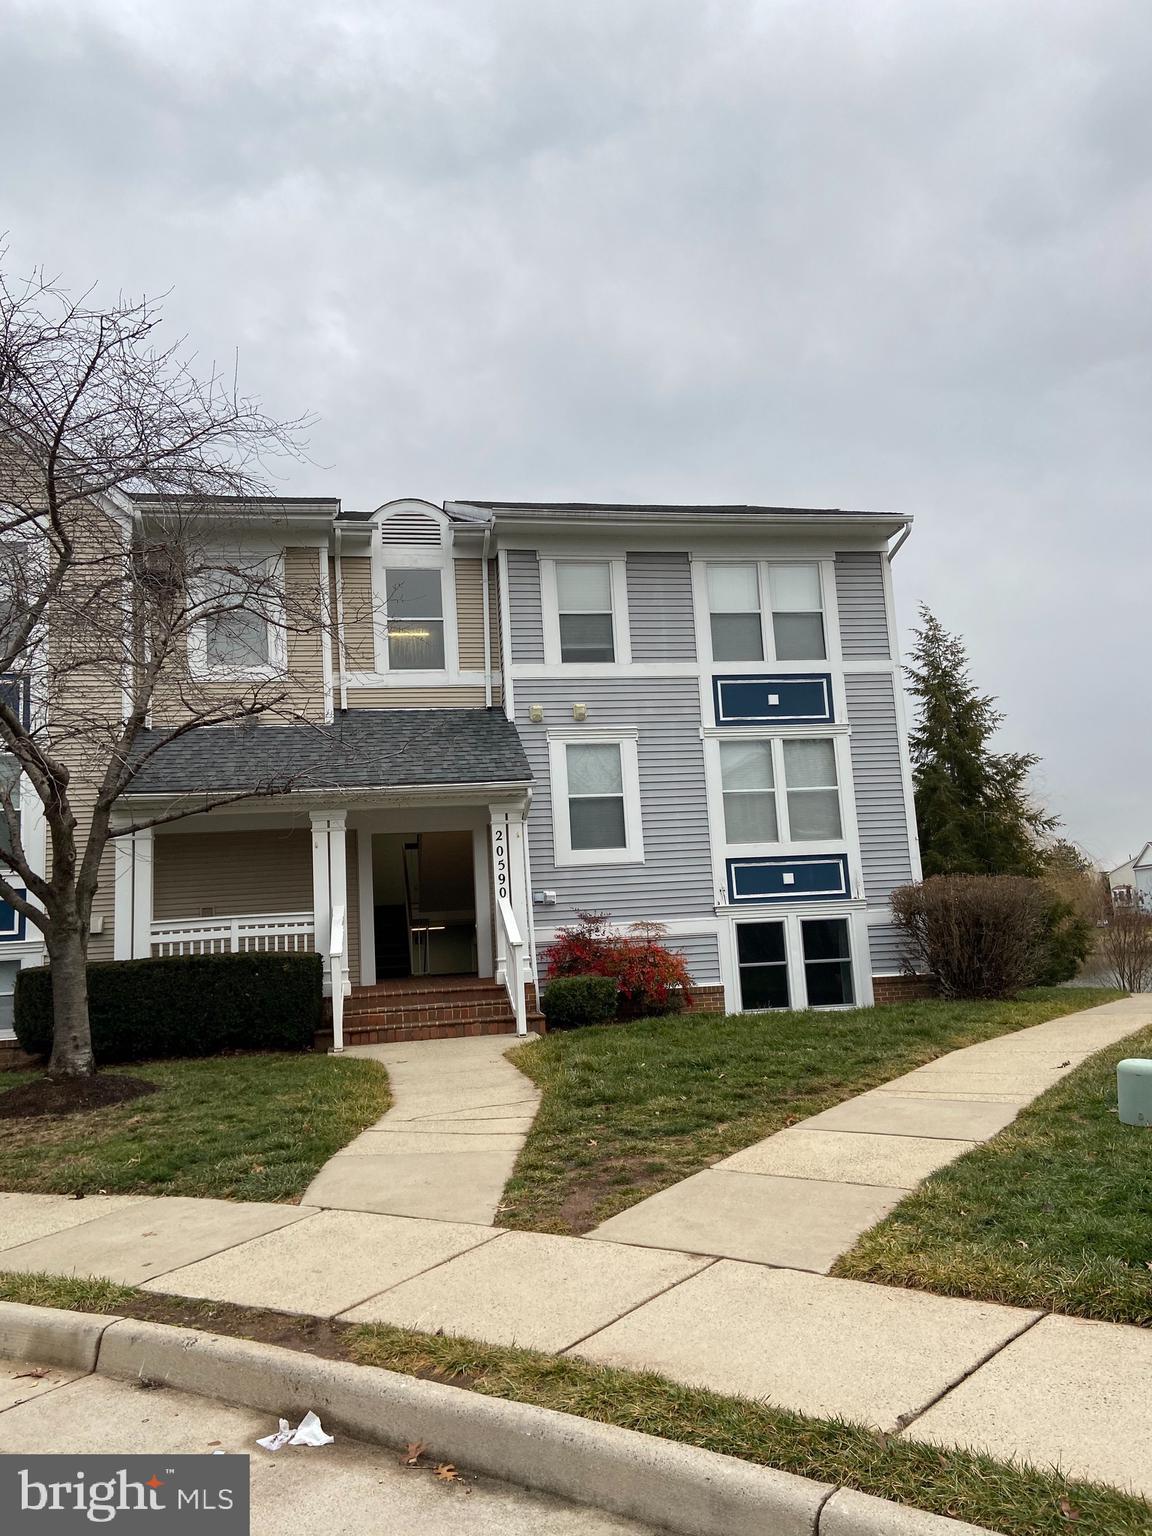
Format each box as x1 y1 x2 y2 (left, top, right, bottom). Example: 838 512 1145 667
472 826 494 978
310 810 348 992
114 828 154 961
489 808 532 985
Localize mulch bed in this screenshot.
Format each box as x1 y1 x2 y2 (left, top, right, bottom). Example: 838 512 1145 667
0 1073 159 1120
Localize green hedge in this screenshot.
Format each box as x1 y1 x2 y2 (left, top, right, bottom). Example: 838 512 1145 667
14 951 323 1063
540 974 619 1030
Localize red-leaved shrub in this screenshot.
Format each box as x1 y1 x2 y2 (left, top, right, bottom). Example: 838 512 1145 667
545 911 693 1018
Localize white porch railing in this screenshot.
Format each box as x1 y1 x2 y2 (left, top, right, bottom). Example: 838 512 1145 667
150 912 316 958
495 893 528 1036
330 905 346 1054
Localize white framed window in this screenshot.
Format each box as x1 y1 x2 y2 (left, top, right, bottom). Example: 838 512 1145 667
383 566 446 670
704 560 827 663
0 957 18 1036
189 553 285 681
716 734 842 845
0 756 20 860
719 740 777 843
733 913 857 1011
548 732 644 866
782 738 842 839
541 558 630 667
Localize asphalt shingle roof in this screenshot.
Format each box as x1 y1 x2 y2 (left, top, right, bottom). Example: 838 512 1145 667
125 709 532 796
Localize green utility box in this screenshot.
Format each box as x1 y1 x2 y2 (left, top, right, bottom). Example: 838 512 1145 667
1117 1058 1152 1127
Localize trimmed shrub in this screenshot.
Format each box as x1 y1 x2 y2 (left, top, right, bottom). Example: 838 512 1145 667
891 875 1051 1000
546 912 693 1018
14 950 323 1063
540 975 619 1030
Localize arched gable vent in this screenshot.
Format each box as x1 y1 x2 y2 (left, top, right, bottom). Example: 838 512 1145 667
380 509 442 547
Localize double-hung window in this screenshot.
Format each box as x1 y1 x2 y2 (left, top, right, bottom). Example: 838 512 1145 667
801 918 855 1005
782 739 841 839
718 736 842 844
556 562 615 663
193 555 283 680
705 561 826 662
384 567 446 670
549 734 643 865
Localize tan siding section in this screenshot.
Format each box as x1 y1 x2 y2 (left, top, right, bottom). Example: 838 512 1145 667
339 555 376 670
345 685 487 709
454 559 485 671
153 830 313 918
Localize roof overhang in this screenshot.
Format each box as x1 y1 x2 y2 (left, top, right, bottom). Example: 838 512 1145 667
444 502 912 541
118 778 532 812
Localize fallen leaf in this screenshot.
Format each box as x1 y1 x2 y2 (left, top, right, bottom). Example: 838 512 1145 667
1059 1495 1080 1521
400 1442 427 1467
435 1464 458 1481
1058 1060 1071 1069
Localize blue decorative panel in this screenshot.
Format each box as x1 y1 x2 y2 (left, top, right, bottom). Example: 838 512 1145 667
0 887 26 940
713 674 834 725
727 854 850 904
0 675 30 727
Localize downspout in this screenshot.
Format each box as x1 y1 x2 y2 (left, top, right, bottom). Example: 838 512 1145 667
481 521 493 708
333 524 349 713
888 524 911 560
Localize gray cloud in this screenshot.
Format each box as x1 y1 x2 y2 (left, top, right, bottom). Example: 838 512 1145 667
4 0 1150 862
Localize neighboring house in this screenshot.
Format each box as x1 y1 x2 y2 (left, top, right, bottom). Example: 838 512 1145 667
1108 844 1152 909
0 496 922 1043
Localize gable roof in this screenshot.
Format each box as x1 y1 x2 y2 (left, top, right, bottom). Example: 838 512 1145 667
124 709 531 797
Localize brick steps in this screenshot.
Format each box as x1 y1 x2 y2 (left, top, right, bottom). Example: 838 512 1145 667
317 976 543 1048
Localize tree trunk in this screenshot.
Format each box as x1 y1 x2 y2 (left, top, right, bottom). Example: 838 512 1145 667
46 921 95 1078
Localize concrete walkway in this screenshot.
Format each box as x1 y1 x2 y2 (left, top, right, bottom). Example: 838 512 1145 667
589 996 1149 1270
301 1033 541 1224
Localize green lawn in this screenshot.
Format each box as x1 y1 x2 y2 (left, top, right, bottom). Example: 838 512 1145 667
0 1054 390 1202
1 1271 1146 1535
834 1022 1152 1325
500 989 1123 1234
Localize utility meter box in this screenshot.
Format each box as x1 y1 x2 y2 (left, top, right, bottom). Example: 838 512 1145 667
1117 1058 1152 1127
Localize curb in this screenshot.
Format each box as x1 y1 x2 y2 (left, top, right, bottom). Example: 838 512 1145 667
2 1302 994 1536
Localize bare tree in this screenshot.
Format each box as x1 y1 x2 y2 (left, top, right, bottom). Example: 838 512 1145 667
1100 905 1152 993
0 258 318 1079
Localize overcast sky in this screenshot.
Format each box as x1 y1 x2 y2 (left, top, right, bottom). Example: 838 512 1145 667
3 0 1149 864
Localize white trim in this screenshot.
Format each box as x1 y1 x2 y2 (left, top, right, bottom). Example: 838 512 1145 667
539 557 632 668
472 826 494 977
372 548 459 679
881 551 924 884
357 826 375 985
497 547 515 719
547 732 645 867
319 544 335 723
344 669 492 689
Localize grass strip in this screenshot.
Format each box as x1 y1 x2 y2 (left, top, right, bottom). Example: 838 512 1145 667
1 1270 1147 1536
501 989 1124 1233
834 1022 1152 1325
0 1053 391 1202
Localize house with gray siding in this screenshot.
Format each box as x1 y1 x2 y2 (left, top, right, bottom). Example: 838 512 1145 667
0 493 921 1045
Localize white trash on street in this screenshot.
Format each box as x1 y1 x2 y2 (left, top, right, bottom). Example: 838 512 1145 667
257 1411 335 1451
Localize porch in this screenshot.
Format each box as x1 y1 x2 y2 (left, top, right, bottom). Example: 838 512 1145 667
116 708 538 1048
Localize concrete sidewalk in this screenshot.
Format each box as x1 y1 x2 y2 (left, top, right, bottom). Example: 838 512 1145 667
301 1033 541 1224
0 997 1150 1497
1 1186 1151 1497
590 996 1150 1270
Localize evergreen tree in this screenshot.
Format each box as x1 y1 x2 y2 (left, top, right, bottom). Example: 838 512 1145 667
905 607 1056 877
